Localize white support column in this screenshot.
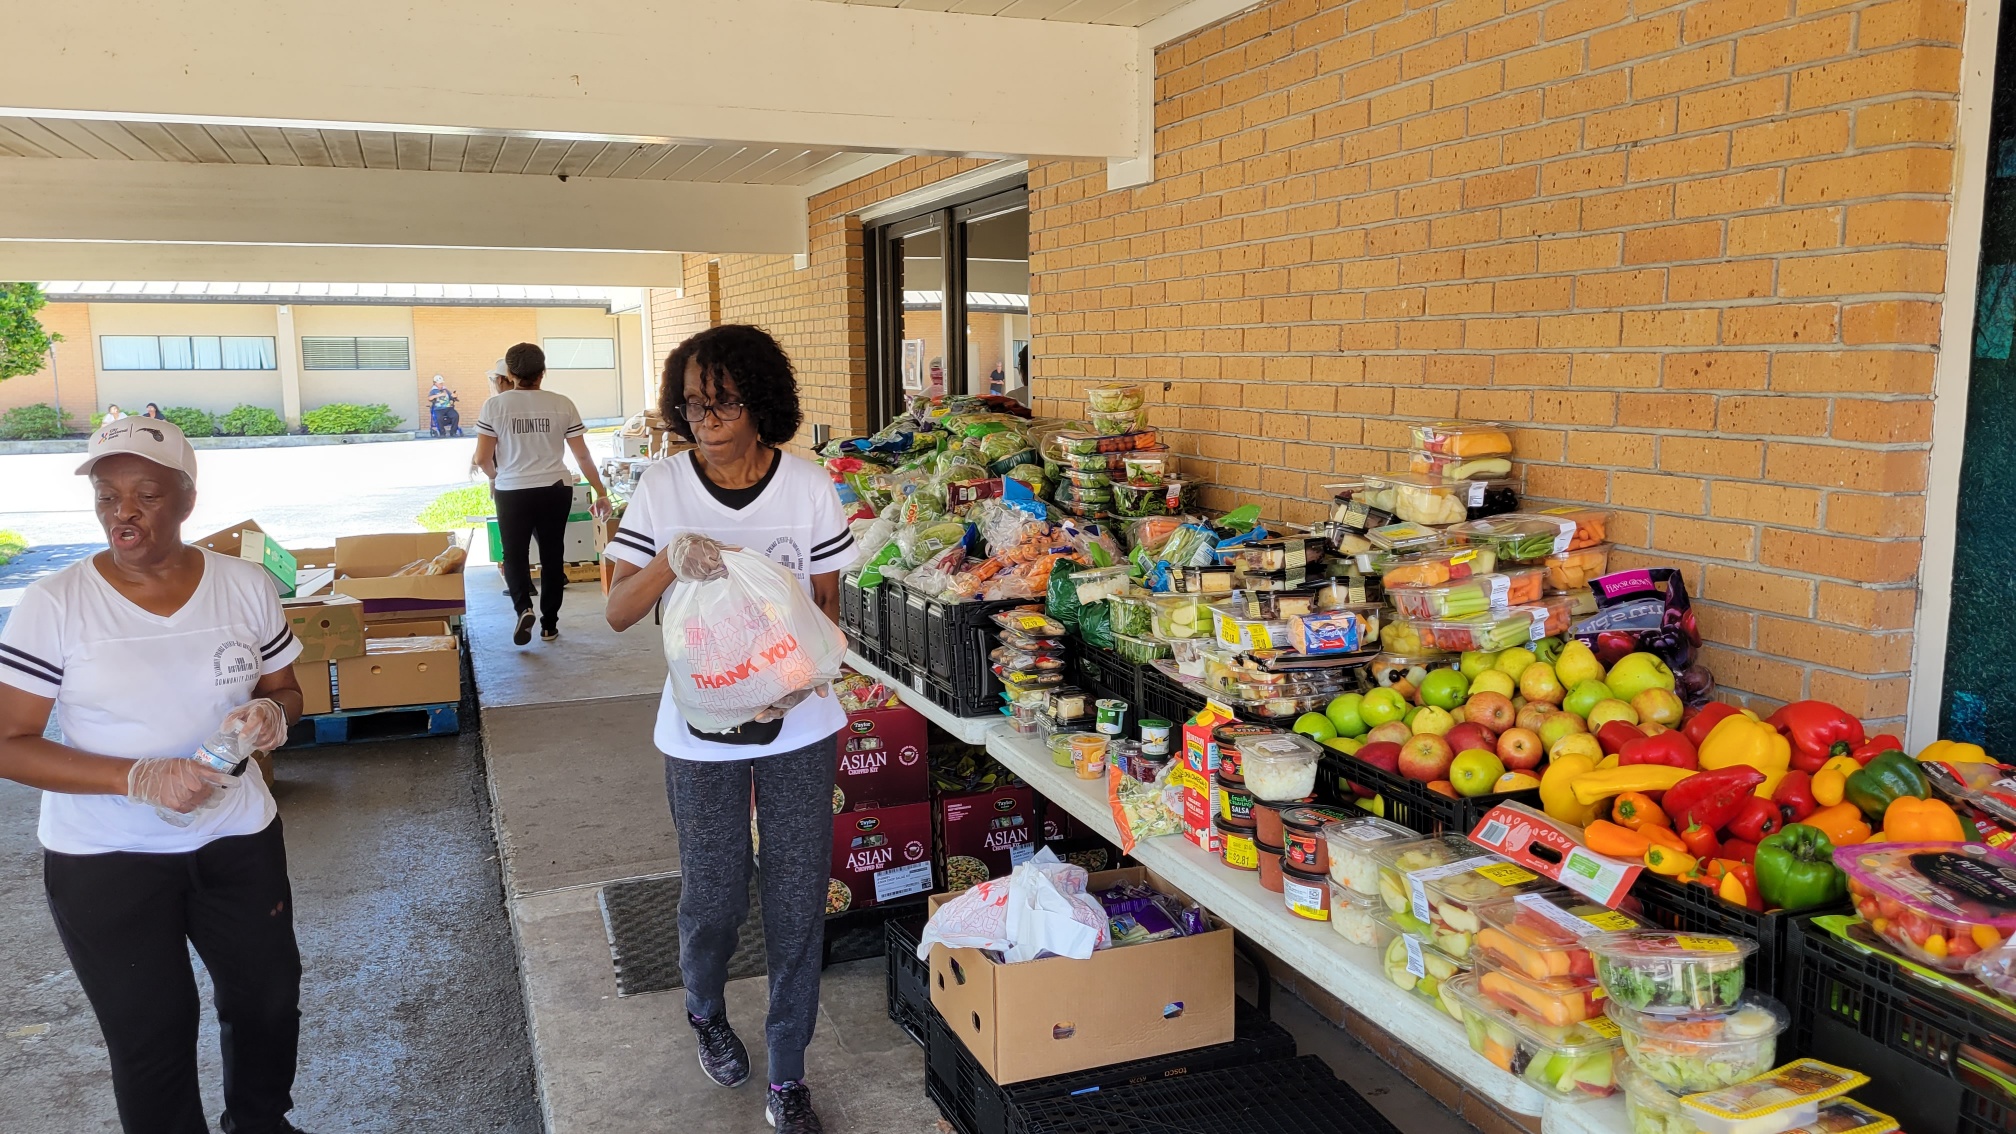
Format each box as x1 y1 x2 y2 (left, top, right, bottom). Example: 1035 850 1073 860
274 304 302 428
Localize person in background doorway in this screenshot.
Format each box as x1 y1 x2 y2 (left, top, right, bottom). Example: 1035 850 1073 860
472 343 611 646
427 376 461 438
140 403 164 421
102 403 126 422
603 325 857 1134
0 417 312 1134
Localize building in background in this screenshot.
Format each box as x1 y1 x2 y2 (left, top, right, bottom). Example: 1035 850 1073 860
3 282 650 429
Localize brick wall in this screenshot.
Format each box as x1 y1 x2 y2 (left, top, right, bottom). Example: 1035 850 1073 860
0 301 95 421
410 306 540 426
648 0 1963 727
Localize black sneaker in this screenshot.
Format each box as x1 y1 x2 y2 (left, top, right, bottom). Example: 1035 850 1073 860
766 1081 822 1133
689 1013 749 1088
540 624 559 643
512 610 535 646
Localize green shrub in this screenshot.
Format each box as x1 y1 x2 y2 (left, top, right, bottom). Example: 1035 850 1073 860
416 483 495 531
302 403 403 435
160 406 217 438
0 404 72 440
0 530 25 566
218 404 288 436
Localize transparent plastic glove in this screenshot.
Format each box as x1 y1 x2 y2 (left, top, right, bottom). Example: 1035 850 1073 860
591 496 613 522
754 683 828 723
221 698 289 752
668 532 729 582
127 757 233 814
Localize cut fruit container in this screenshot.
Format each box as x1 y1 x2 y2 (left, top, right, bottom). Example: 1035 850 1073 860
1409 449 1515 482
1447 974 1623 1101
1147 593 1209 640
1324 816 1420 895
1369 834 1497 919
1410 421 1515 458
1378 546 1494 589
1417 862 1560 962
1838 841 2016 973
1475 951 1608 1028
1543 543 1611 591
1386 568 1546 619
1473 890 1648 987
1359 472 1472 527
1376 908 1471 1020
1532 506 1610 550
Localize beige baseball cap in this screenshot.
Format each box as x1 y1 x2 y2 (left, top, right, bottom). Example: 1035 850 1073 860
76 417 200 486
487 358 509 379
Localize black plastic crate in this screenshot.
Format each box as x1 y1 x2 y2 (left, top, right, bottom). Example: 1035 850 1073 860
1004 1055 1396 1134
1313 752 1539 839
925 998 1297 1134
1631 873 1844 1006
899 587 934 672
839 571 865 637
1072 642 1141 708
1791 916 2016 1134
926 596 1022 685
885 914 932 1048
860 578 888 652
1137 668 1207 728
923 669 1004 718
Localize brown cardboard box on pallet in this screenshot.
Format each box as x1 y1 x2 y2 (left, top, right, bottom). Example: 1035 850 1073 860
283 595 366 662
293 661 335 716
925 864 1234 1084
335 634 460 709
331 533 466 622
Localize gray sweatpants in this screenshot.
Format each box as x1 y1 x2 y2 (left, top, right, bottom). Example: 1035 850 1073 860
665 734 837 1083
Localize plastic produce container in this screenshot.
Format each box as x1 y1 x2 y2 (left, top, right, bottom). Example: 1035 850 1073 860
1387 568 1546 619
1232 732 1323 801
1378 546 1494 589
1838 841 2016 973
1558 586 1599 616
1461 478 1521 521
1108 593 1156 638
1113 478 1192 517
1052 430 1159 456
1410 421 1514 458
1544 543 1612 591
1619 1059 1704 1134
1111 633 1171 665
1475 952 1608 1028
1122 451 1173 486
1447 974 1623 1101
1178 564 1236 594
1369 834 1498 919
1062 467 1113 488
1376 908 1470 1020
1234 535 1324 574
1326 480 1395 534
1589 931 1754 1015
1383 601 1568 653
1332 885 1391 947
1147 593 1208 640
1069 565 1131 603
1359 472 1471 526
1085 383 1145 413
1533 506 1610 550
1418 862 1560 961
1445 515 1579 564
1053 482 1112 511
1408 449 1516 482
1087 407 1144 436
1208 601 1291 651
1607 994 1788 1093
1474 891 1648 987
1324 816 1420 895
1365 521 1448 554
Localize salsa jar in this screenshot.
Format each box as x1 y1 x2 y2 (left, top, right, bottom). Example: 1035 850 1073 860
1279 804 1358 874
1284 863 1333 921
1256 841 1286 893
1217 816 1260 871
1216 771 1257 826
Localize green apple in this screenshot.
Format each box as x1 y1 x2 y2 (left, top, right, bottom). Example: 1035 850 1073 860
1538 710 1587 753
1459 650 1500 679
1325 692 1368 738
1418 669 1470 710
1585 699 1640 731
1493 646 1537 680
1410 705 1456 736
1562 679 1614 720
1449 749 1506 797
1360 687 1408 727
1532 636 1564 665
1469 669 1517 698
1554 639 1607 688
1294 712 1339 742
1606 652 1677 703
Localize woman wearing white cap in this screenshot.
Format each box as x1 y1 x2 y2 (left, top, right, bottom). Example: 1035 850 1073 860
0 418 316 1134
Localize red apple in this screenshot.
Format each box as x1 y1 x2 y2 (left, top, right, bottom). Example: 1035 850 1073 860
1355 741 1402 773
1515 703 1552 734
1464 692 1516 732
1496 727 1543 770
1365 721 1413 748
1445 722 1498 759
1398 733 1454 783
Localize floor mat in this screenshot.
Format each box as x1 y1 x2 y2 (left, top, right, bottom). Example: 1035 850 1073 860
598 874 766 997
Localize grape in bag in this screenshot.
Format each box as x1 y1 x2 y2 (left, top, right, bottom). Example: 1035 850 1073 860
660 548 848 733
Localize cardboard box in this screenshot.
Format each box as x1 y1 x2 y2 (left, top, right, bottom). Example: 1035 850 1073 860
830 802 934 914
332 533 465 622
282 595 366 662
293 661 335 716
926 865 1235 1084
194 519 300 596
364 619 451 639
835 703 928 811
335 634 460 709
937 786 1036 883
290 545 337 598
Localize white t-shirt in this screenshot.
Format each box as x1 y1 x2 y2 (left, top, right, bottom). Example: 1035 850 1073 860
0 550 302 854
477 388 586 491
604 449 860 760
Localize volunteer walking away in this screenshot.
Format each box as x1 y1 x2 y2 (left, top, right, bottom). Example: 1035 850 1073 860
472 342 612 646
0 418 314 1134
603 324 857 1134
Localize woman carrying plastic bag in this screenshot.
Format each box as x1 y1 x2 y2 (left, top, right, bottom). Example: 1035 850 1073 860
602 326 857 1134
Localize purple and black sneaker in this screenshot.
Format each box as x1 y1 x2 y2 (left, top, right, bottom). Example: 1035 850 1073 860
689 1013 749 1088
766 1080 823 1133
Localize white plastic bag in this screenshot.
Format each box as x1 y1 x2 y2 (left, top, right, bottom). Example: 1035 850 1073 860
916 847 1110 964
660 548 847 733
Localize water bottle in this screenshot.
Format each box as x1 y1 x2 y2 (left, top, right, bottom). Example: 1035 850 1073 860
155 726 252 828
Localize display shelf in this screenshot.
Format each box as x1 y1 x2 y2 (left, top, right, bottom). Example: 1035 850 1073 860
844 649 1000 747
985 728 1627 1133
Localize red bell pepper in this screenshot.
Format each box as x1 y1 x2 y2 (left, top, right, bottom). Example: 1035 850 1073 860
1849 733 1904 767
1718 861 1763 911
1682 702 1743 749
1678 820 1721 860
1727 795 1783 843
1597 720 1647 757
1618 731 1700 770
1720 837 1757 864
1773 770 1817 823
1661 765 1766 832
1766 701 1866 774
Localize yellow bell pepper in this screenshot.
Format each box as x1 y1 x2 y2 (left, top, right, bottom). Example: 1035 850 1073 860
1883 796 1967 842
1812 756 1860 808
1697 714 1791 797
1570 764 1697 806
1918 739 1993 764
1803 801 1871 847
1541 752 1599 827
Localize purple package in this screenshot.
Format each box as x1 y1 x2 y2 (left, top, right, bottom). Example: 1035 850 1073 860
1569 566 1710 703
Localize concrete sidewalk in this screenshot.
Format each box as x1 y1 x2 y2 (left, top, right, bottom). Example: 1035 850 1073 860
463 563 1480 1134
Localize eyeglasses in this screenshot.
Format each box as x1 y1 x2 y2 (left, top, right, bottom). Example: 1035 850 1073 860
678 400 746 423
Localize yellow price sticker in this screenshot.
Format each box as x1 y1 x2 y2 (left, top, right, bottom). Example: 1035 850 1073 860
1473 862 1540 887
1582 1017 1621 1039
1675 934 1739 953
1580 910 1639 931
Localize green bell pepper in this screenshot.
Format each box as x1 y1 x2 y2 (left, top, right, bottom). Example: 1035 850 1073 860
1843 750 1929 824
1754 823 1848 912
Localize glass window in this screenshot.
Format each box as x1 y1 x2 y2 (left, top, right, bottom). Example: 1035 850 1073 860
897 225 947 399
543 337 617 369
157 336 195 370
963 204 1031 399
303 337 410 370
101 336 162 370
221 337 277 370
191 336 223 370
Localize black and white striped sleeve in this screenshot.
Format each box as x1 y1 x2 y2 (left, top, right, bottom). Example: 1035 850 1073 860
563 401 586 438
806 478 860 574
601 472 657 569
254 588 303 675
0 587 66 699
475 396 500 437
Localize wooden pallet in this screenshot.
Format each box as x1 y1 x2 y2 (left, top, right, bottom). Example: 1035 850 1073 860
562 561 600 583
292 702 460 747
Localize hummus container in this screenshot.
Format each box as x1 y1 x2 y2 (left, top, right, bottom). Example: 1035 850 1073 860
1606 994 1788 1093
1233 732 1323 802
1448 975 1623 1101
1323 816 1420 895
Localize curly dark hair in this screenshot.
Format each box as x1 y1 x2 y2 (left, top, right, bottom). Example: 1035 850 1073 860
660 325 802 446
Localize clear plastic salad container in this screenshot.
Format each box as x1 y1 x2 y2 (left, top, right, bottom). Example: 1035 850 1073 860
1379 546 1493 589
1062 467 1113 488
1447 974 1623 1100
1607 993 1788 1093
1387 569 1547 619
1359 472 1472 526
1475 951 1608 1027
1052 429 1159 456
1589 931 1754 1015
1408 449 1516 482
1620 1060 1706 1134
1533 506 1610 550
1114 479 1192 517
1445 515 1579 564
1085 383 1145 413
1544 543 1612 591
1369 835 1498 919
1419 863 1559 961
1475 891 1648 988
1053 482 1112 511
1838 841 2016 973
1147 593 1208 640
1325 816 1420 894
1122 451 1173 486
1111 633 1171 665
1332 885 1391 947
1108 593 1156 638
1384 604 1562 653
1087 407 1144 436
1376 908 1472 1019
1232 732 1323 801
1411 421 1515 458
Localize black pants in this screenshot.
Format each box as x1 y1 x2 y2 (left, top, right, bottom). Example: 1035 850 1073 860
44 820 302 1134
494 481 572 629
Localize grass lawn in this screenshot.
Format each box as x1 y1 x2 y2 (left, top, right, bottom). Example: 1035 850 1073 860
415 483 494 532
0 530 26 567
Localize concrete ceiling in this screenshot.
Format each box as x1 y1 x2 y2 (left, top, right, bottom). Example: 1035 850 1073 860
809 0 1197 25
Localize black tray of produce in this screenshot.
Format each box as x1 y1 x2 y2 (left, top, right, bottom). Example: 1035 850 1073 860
884 914 931 1048
1314 751 1539 838
1004 1055 1397 1134
1791 915 2016 1134
1071 642 1142 709
1138 667 1208 728
925 998 1296 1134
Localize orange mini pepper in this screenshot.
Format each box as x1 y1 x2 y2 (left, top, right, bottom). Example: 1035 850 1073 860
1802 801 1871 847
1614 792 1671 830
1584 820 1651 859
1884 796 1966 843
1642 824 1688 853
